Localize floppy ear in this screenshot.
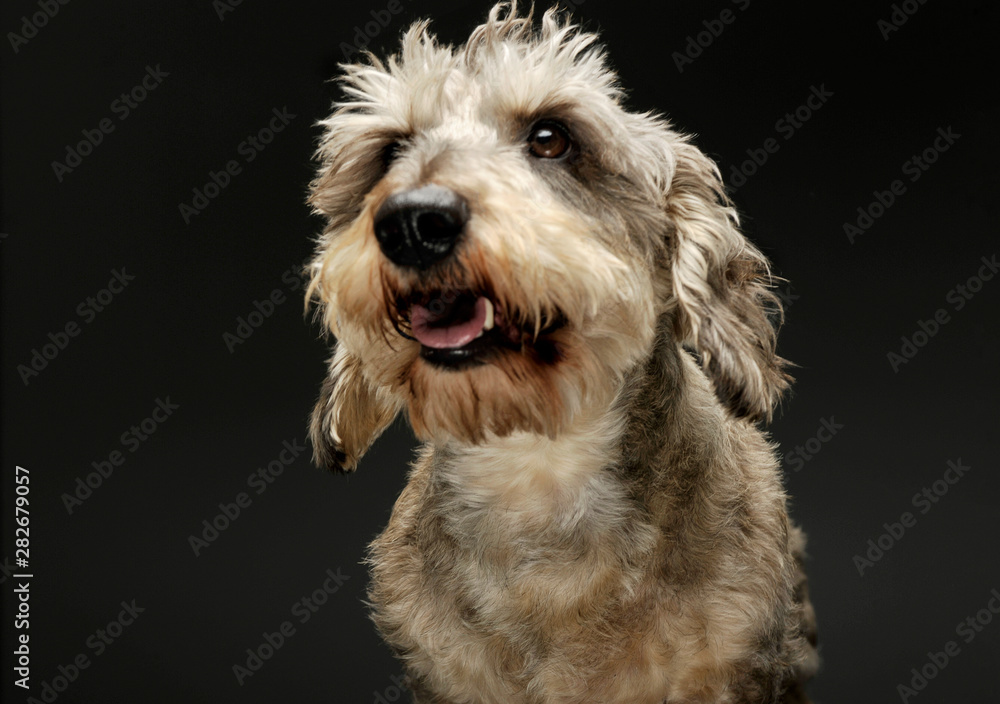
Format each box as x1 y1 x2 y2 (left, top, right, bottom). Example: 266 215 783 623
310 344 403 472
666 141 791 423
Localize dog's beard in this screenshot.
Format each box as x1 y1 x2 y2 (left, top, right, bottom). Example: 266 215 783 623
328 281 638 445
406 323 598 443
394 287 575 442
385 283 657 444
315 207 658 446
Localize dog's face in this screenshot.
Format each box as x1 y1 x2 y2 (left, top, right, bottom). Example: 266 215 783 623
308 5 789 471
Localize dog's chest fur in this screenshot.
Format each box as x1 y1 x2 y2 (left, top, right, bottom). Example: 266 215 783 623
368 376 789 703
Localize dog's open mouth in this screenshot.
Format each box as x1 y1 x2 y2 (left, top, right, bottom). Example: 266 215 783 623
403 291 564 368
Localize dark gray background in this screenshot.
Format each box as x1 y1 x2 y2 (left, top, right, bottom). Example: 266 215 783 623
2 0 998 702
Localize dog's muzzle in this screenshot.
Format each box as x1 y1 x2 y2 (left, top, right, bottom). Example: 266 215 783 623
374 185 469 269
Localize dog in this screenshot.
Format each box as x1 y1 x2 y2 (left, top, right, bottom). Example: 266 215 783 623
306 4 818 702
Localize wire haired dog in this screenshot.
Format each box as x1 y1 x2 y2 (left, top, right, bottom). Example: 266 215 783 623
306 4 818 702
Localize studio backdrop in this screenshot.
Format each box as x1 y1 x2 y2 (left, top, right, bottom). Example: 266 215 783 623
1 0 997 702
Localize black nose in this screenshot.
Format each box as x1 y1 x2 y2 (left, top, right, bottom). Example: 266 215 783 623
373 185 469 269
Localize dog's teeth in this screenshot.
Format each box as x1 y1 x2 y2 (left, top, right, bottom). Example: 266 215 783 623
483 298 494 331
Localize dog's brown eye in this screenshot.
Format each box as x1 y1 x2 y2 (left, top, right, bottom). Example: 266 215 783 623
527 122 570 159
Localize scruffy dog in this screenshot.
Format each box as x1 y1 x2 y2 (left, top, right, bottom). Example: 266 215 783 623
306 4 818 702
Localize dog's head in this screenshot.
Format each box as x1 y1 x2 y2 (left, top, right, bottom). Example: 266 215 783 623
307 3 790 471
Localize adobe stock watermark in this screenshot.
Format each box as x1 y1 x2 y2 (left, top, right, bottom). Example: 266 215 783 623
178 107 296 224
340 0 414 61
853 458 970 577
0 555 21 585
20 599 145 704
60 397 180 514
878 0 930 40
895 586 999 703
373 674 410 703
727 84 833 192
672 0 751 73
886 254 997 373
17 268 136 387
222 258 309 353
231 567 350 686
187 438 307 556
773 284 799 310
7 0 70 54
843 126 961 244
213 0 244 21
51 64 169 182
783 417 844 472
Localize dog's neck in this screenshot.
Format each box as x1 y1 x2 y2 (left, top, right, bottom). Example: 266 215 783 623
434 398 627 524
616 326 728 479
428 328 726 554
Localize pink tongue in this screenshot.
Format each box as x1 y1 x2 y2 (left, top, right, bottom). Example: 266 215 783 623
411 297 488 349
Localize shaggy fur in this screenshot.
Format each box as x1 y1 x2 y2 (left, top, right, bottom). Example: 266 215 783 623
306 5 818 702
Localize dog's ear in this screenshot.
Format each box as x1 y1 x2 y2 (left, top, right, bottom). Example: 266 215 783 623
666 141 791 422
310 344 403 472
